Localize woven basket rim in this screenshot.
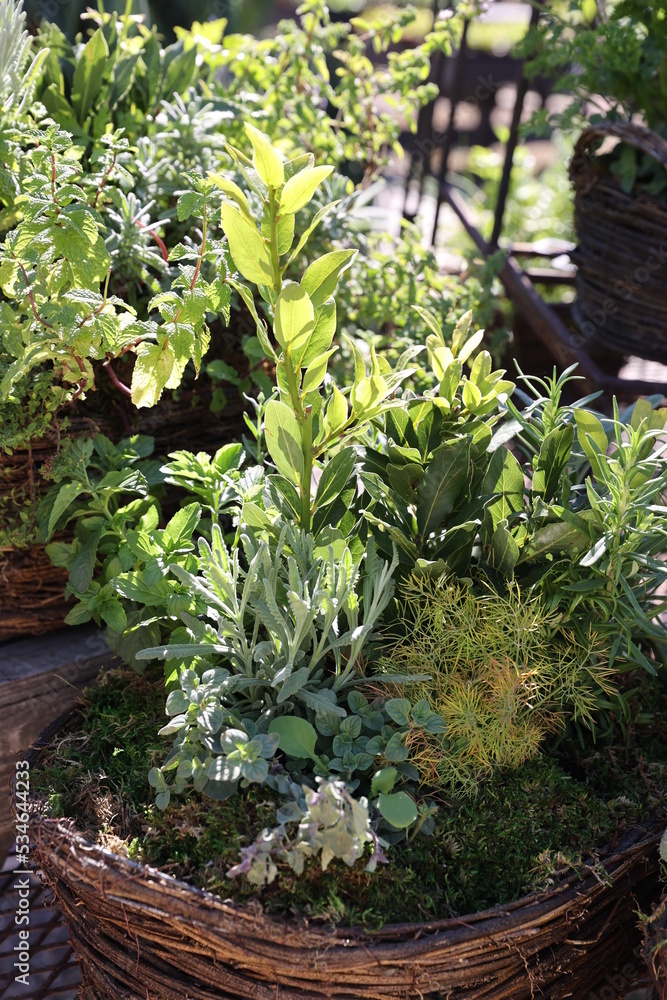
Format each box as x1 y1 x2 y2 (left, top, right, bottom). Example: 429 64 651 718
18 705 667 946
572 119 667 172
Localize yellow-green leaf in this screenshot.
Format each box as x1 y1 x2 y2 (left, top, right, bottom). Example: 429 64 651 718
302 349 337 394
274 284 315 353
244 123 284 188
131 342 176 408
208 173 252 218
279 166 334 215
324 384 348 435
301 250 357 308
264 399 304 485
221 203 273 286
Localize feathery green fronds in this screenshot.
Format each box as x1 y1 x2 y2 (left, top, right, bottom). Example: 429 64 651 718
381 576 615 793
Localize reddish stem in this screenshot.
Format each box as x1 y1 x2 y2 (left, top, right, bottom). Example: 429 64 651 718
104 361 133 397
136 219 168 262
16 259 56 330
189 200 207 291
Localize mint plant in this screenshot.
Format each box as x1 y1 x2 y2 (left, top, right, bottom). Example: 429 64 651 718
0 125 230 435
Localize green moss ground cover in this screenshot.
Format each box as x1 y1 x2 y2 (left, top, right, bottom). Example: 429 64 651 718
34 666 667 928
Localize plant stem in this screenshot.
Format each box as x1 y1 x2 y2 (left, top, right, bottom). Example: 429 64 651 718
15 259 56 330
301 405 313 532
190 202 207 290
268 188 282 300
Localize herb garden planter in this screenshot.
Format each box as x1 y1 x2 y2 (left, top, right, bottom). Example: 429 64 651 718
570 120 667 362
21 712 664 1000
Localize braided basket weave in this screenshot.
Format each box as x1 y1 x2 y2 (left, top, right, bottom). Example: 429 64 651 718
644 892 667 1000
570 120 667 361
22 714 665 1000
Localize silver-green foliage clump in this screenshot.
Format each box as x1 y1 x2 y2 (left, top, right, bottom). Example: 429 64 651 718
142 526 398 806
0 0 46 117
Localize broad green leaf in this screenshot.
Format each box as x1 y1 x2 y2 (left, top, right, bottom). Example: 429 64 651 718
414 305 443 341
439 360 463 404
71 27 109 125
209 173 252 218
275 213 295 255
387 463 423 502
324 384 348 436
462 379 482 412
284 152 315 179
264 400 304 485
519 520 592 562
131 342 176 408
574 410 607 481
451 311 473 353
221 204 273 285
47 482 84 538
287 200 340 265
274 284 314 353
417 439 470 537
160 42 197 100
268 717 319 760
301 250 357 309
385 698 410 726
469 350 492 387
300 300 336 368
302 349 337 393
163 503 201 550
244 123 284 188
371 767 397 796
351 374 390 415
177 191 206 221
457 329 484 363
98 597 127 633
533 425 574 502
108 53 138 109
377 791 418 829
280 166 334 215
482 447 525 530
0 259 19 295
430 345 454 382
313 447 356 511
267 475 301 520
383 732 410 762
490 523 519 577
64 602 93 626
69 522 104 592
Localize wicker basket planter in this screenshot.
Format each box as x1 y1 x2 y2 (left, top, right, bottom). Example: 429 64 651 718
22 715 665 1000
570 120 667 362
644 892 667 1000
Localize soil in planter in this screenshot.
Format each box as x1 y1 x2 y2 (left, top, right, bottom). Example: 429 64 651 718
33 666 667 929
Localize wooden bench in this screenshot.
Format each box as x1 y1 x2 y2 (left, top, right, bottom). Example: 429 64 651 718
0 628 113 863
